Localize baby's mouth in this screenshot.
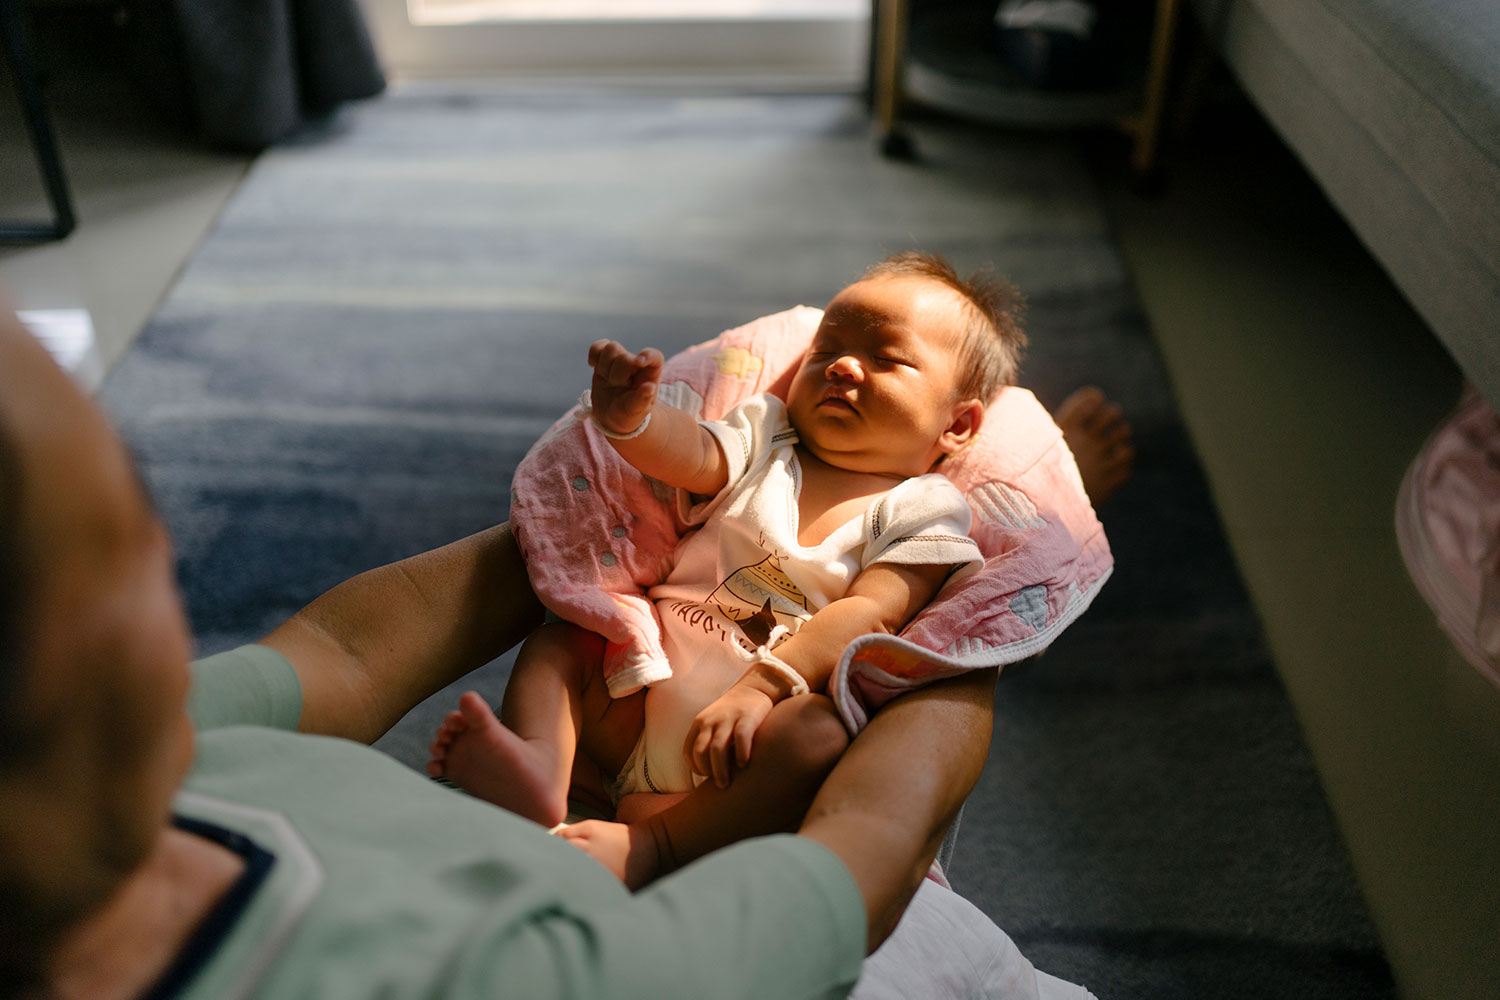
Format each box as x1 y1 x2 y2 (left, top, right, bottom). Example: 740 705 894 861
818 389 856 412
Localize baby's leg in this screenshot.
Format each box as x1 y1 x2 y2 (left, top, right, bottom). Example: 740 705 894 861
559 693 848 887
428 621 642 827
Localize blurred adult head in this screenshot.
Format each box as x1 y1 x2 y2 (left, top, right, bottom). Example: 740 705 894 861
0 315 194 995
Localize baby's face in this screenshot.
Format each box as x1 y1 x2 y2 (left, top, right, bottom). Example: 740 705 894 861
787 275 978 479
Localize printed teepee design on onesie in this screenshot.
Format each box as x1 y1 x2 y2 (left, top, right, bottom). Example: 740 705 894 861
708 554 811 648
510 305 1113 732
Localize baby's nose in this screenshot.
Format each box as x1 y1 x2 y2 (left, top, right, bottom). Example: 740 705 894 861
826 355 861 380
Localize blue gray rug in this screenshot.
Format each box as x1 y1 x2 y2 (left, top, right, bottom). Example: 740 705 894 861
101 83 1391 998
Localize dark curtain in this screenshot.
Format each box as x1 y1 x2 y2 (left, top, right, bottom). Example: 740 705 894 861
125 0 385 149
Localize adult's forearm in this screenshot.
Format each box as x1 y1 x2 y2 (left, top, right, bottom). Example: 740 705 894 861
261 522 544 743
798 667 997 952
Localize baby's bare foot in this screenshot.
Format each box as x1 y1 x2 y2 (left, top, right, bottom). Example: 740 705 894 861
556 819 664 889
427 691 567 827
1056 386 1135 505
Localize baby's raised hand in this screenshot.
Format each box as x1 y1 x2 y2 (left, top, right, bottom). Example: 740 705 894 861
587 340 664 437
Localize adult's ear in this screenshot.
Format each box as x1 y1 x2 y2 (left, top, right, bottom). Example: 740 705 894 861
938 398 985 455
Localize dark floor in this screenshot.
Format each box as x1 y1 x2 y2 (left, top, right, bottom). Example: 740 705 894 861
1094 92 1500 999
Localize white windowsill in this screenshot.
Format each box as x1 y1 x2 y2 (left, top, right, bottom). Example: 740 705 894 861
361 0 868 85
409 0 863 24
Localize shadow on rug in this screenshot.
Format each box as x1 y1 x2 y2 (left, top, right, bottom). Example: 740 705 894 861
101 84 1391 998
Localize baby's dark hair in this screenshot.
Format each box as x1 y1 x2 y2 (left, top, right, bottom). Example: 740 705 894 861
861 251 1026 403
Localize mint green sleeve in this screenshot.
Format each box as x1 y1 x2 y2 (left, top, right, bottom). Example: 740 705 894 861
188 644 303 732
448 835 867 999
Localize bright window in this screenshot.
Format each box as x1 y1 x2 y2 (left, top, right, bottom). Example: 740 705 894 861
408 0 863 24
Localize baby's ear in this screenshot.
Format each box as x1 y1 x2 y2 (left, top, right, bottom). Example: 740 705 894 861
938 398 985 455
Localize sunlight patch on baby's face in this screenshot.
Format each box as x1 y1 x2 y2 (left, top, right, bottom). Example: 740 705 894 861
786 277 976 478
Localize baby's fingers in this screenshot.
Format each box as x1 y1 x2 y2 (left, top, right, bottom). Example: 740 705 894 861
708 730 733 789
609 348 662 392
587 340 637 387
733 717 756 768
688 717 733 788
586 339 622 369
687 722 713 778
588 341 662 388
631 348 664 385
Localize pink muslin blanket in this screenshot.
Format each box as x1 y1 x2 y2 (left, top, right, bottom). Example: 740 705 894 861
510 307 1113 733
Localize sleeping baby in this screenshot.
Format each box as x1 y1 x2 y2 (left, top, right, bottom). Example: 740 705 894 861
429 252 1027 887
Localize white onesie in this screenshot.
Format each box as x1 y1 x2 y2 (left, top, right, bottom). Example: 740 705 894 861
614 394 984 796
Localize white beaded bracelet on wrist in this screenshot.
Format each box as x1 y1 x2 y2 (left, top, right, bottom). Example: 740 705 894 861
577 389 653 441
747 648 810 698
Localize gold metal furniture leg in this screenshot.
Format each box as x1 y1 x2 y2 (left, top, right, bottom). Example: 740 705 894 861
873 0 908 132
1131 0 1183 178
872 0 915 158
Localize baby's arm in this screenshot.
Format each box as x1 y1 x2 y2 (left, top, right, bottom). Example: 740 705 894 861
686 560 955 787
587 339 728 496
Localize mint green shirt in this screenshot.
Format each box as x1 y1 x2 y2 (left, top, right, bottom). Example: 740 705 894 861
176 644 866 1000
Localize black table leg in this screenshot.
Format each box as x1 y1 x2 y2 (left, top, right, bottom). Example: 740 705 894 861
1 0 76 242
